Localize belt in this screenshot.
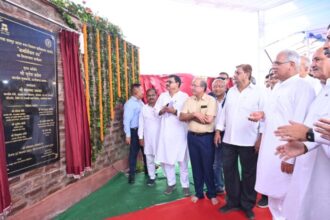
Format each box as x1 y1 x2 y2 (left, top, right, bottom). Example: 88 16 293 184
130 127 138 130
188 131 214 136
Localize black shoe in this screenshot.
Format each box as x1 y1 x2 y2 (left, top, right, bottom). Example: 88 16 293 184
219 204 240 213
257 195 268 208
245 210 255 220
128 175 135 184
147 178 155 186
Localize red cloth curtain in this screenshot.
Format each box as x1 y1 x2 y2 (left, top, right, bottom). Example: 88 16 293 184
140 74 234 101
0 101 11 217
59 30 91 177
140 73 211 100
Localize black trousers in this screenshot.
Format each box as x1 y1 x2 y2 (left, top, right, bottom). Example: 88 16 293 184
128 128 148 177
222 142 257 211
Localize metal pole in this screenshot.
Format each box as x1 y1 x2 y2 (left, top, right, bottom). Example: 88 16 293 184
3 0 81 34
264 49 273 63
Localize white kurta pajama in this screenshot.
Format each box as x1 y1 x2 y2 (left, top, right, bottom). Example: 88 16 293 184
138 104 161 180
283 79 330 220
255 75 315 220
155 91 189 187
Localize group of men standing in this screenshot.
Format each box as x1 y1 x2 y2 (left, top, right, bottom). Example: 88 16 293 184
123 25 330 220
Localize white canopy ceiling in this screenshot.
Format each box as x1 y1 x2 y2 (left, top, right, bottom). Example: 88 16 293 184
172 0 292 11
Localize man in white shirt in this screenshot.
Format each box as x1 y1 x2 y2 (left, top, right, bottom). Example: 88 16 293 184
155 75 190 196
215 64 263 220
274 47 330 220
138 88 160 186
212 79 227 195
299 56 322 94
253 50 315 220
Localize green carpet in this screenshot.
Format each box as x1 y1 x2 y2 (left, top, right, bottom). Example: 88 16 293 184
55 167 194 220
55 160 242 220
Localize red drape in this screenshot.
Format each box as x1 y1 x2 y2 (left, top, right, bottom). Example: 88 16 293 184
0 101 11 217
59 30 92 177
140 74 215 101
140 74 234 101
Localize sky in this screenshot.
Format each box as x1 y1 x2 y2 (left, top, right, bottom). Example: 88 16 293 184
72 0 259 78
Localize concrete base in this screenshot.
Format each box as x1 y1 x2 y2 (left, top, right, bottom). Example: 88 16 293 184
9 159 128 220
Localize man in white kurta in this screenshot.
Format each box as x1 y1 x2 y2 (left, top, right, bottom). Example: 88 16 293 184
255 50 315 220
274 47 330 220
155 75 190 195
138 88 160 186
283 83 330 220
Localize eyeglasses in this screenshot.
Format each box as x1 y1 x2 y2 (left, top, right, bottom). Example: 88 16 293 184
272 61 290 66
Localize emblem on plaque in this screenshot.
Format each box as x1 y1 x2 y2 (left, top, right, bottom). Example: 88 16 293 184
0 23 9 35
45 38 52 48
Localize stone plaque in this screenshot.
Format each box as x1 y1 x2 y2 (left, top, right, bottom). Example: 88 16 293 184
0 12 59 177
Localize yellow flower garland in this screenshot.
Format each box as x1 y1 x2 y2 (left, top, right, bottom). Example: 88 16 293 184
96 29 104 141
131 47 135 83
107 35 114 120
124 41 128 100
115 36 121 97
83 23 90 124
137 48 140 82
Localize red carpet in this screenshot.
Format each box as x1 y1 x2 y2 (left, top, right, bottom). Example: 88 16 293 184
108 195 272 220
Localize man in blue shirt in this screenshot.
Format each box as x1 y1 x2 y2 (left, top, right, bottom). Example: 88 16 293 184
123 83 147 184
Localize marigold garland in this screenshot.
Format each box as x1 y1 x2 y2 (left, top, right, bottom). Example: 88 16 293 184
83 23 90 124
52 0 142 160
137 48 140 82
107 35 115 120
96 29 104 141
124 41 129 100
116 36 121 97
131 46 135 83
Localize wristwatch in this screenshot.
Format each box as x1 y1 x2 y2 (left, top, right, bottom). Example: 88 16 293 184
306 128 315 142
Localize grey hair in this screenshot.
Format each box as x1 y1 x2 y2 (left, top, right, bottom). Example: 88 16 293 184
281 49 300 71
300 56 311 70
212 78 226 88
